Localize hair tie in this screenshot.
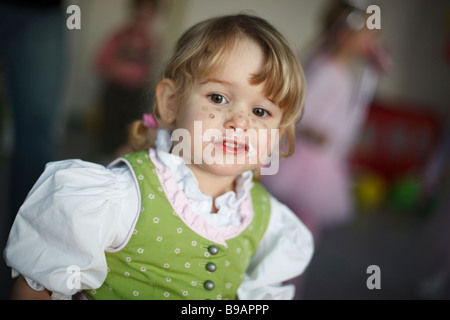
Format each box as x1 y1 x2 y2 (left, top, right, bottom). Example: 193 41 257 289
142 113 157 129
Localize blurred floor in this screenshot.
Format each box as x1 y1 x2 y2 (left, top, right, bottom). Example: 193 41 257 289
0 120 449 300
301 209 449 300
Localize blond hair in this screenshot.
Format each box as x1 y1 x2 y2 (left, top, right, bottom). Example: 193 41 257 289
129 14 305 157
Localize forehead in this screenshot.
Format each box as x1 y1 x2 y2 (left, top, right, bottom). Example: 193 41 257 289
200 38 269 93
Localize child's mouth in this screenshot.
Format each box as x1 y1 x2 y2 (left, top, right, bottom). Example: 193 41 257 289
203 132 256 157
221 139 249 154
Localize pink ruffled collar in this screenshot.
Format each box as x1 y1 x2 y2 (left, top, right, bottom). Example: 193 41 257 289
149 147 254 246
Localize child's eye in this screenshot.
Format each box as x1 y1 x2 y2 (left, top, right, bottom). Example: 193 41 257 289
209 94 228 105
252 107 270 118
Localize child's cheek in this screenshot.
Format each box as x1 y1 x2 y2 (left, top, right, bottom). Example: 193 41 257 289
201 105 220 121
258 137 270 161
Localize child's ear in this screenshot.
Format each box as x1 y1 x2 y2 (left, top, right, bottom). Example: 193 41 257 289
156 79 177 125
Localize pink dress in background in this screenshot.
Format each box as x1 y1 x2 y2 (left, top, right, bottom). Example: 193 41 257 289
263 54 378 235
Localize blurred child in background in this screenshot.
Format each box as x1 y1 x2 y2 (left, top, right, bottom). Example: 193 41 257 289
95 0 160 155
263 0 391 240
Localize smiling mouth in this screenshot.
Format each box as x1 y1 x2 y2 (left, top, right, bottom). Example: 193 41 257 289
203 133 253 155
221 139 249 153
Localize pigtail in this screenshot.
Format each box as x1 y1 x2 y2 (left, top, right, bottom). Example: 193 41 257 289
252 169 262 182
128 118 158 151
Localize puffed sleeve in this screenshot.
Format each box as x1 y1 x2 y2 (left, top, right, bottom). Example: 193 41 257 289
3 159 138 299
237 196 314 300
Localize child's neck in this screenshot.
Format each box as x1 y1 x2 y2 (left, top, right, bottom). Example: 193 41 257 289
186 164 236 214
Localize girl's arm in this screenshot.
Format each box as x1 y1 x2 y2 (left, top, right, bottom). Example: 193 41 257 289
4 159 139 299
237 196 314 299
10 276 52 300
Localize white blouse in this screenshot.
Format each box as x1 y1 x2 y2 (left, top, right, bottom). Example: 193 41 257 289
4 130 314 300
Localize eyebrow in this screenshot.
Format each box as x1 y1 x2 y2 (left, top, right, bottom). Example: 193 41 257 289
199 78 235 87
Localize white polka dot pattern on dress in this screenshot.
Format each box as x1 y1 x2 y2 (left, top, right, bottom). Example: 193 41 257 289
86 151 272 300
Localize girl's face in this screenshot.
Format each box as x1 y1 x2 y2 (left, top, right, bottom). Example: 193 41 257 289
172 38 283 178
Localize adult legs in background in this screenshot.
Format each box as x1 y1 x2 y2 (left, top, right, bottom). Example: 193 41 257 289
0 2 67 226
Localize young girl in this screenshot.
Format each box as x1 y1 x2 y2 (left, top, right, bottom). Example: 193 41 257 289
4 14 313 300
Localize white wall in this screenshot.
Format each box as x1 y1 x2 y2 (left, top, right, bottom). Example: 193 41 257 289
170 0 326 54
376 0 449 115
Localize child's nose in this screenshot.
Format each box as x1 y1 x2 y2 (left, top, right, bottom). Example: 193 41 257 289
224 112 250 132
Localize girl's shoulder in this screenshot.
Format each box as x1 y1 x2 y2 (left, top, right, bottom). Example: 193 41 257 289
29 158 137 198
9 157 139 250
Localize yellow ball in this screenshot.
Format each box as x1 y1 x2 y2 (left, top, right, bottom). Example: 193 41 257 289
354 173 386 210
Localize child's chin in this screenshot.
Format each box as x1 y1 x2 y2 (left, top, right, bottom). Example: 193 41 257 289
203 162 257 177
